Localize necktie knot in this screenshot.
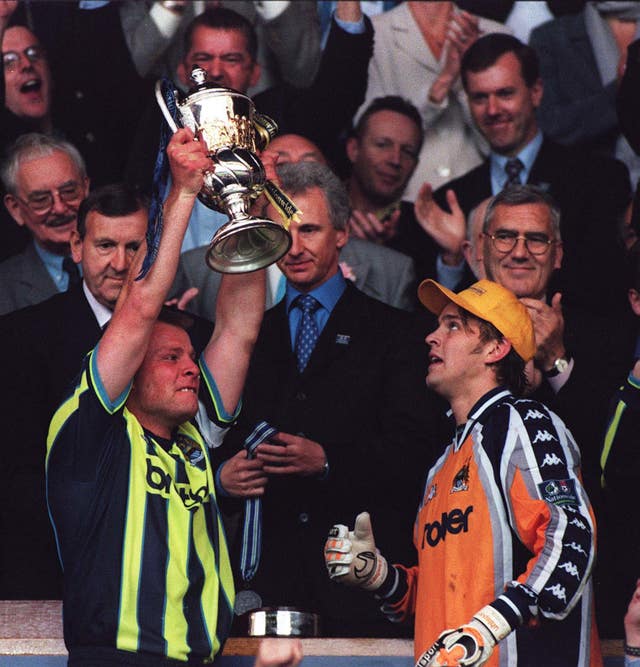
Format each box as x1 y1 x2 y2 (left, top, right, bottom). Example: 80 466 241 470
505 158 524 186
296 294 320 315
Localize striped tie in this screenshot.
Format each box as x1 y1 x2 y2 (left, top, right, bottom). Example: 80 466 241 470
504 158 524 187
239 421 277 582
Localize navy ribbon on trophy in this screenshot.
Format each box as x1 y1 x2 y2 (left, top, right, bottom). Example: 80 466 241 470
240 420 277 582
137 78 177 280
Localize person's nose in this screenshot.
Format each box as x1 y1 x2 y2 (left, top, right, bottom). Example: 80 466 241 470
486 94 500 117
288 229 303 256
183 357 200 378
110 246 128 272
510 236 530 259
50 191 69 215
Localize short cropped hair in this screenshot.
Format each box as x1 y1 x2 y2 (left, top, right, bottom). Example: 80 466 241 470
76 183 149 238
275 162 350 231
353 95 424 149
1 133 87 195
183 7 258 62
461 33 540 90
483 184 562 240
458 307 528 396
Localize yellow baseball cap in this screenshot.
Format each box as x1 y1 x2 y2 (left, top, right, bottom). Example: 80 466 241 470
418 279 536 362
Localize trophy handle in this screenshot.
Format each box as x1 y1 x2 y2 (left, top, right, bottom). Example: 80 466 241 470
155 79 179 134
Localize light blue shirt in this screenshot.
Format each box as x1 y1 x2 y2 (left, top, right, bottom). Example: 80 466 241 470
285 269 346 348
163 176 228 253
33 243 82 292
490 131 543 195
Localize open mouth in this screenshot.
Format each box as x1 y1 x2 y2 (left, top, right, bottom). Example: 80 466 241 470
20 78 42 94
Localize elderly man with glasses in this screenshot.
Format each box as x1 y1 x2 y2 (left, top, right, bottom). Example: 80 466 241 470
0 132 90 315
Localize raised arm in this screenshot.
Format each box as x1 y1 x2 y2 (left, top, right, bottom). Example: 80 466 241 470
201 269 266 419
97 128 210 401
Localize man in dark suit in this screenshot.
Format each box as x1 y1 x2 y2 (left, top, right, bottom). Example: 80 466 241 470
414 33 630 315
0 133 90 315
215 161 438 636
0 183 149 598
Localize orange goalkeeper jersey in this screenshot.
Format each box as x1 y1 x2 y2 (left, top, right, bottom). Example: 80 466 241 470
381 388 601 667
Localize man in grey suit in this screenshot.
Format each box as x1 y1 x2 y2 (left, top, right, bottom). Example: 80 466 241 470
0 133 90 315
171 133 419 315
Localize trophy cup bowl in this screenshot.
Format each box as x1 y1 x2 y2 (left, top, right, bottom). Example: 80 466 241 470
156 67 292 273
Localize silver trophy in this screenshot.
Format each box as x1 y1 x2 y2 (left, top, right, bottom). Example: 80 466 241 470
156 66 294 273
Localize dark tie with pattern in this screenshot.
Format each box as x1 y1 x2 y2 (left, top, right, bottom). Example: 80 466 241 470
504 158 524 187
62 256 81 289
294 294 321 372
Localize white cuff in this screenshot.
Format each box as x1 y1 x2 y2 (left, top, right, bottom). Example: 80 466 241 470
150 1 183 38
546 357 574 394
253 1 289 21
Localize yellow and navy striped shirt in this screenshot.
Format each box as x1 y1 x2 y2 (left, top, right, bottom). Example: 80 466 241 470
46 345 235 664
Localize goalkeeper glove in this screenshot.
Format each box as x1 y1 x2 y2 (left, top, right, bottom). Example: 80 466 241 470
324 512 388 591
415 605 512 667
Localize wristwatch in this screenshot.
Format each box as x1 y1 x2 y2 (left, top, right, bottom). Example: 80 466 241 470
544 356 570 378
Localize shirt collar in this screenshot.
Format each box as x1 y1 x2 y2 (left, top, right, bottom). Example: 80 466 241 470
453 386 513 450
490 131 543 193
82 280 113 329
285 269 346 315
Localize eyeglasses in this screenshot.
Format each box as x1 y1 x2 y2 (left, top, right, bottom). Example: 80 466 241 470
15 182 84 214
2 45 46 72
484 230 556 255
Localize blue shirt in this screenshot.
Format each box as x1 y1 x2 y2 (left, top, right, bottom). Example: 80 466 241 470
285 269 346 347
34 243 82 292
490 131 543 195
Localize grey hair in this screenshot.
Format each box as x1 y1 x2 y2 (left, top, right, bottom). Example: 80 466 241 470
275 161 349 231
483 184 562 240
1 133 87 194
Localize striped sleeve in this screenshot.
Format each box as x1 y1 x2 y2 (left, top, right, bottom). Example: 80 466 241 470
498 399 595 623
198 357 242 426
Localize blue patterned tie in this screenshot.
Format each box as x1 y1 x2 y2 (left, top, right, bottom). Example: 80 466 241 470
504 158 524 187
240 421 277 582
294 294 321 373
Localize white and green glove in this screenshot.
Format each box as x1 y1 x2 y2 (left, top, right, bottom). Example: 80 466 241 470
415 605 512 667
324 512 388 591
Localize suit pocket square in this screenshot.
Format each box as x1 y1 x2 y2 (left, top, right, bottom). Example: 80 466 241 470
335 334 351 345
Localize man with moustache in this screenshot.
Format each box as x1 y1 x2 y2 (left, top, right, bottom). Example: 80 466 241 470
0 133 90 315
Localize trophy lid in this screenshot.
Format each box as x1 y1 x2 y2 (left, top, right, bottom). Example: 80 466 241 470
187 64 244 97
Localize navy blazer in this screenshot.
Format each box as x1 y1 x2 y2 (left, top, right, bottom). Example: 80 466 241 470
220 282 441 636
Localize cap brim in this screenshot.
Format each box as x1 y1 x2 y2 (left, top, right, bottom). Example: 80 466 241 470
418 279 458 315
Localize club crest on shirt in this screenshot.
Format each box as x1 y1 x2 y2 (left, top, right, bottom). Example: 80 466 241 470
450 458 471 494
425 483 438 503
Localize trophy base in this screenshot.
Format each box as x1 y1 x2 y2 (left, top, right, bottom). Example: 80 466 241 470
206 217 291 273
246 607 321 637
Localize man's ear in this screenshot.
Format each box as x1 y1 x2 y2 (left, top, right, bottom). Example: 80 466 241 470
345 136 359 165
70 229 83 264
336 227 348 250
249 61 262 88
4 193 25 226
629 288 640 317
485 337 512 364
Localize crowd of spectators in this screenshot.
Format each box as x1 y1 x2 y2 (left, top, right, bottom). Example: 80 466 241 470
1 1 639 665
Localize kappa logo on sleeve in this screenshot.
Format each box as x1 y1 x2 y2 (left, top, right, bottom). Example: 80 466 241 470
538 478 578 506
